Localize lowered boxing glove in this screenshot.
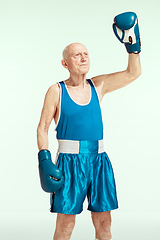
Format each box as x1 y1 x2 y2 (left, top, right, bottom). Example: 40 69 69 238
38 149 64 193
113 11 141 53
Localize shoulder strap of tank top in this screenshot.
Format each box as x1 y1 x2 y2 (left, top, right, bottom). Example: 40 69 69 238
58 81 64 87
58 81 65 96
58 80 100 103
87 79 94 87
87 79 101 103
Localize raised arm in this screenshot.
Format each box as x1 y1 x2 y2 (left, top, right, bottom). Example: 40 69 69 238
92 53 141 99
37 84 60 151
92 11 142 101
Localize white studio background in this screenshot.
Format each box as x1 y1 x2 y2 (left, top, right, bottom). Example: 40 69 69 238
0 0 160 239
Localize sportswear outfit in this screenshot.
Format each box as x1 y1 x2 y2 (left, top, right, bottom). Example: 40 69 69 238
50 79 118 214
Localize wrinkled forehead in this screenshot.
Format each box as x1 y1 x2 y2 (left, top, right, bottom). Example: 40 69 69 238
69 43 88 53
63 43 88 59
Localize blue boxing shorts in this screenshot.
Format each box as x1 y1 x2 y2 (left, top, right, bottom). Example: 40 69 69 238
50 140 118 214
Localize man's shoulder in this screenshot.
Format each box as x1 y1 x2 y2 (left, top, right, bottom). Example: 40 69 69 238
47 82 60 95
44 83 61 105
91 75 106 85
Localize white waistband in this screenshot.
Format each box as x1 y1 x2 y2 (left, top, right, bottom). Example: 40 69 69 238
57 139 104 154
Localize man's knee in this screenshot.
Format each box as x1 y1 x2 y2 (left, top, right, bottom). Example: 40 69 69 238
56 213 76 233
91 211 112 228
91 211 112 239
54 214 76 240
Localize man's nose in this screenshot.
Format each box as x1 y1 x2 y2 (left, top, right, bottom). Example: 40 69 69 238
81 54 86 61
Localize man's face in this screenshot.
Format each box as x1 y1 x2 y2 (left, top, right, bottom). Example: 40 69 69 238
62 43 90 75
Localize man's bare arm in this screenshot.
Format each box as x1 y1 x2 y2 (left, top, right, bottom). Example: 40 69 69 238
92 53 142 100
37 84 60 151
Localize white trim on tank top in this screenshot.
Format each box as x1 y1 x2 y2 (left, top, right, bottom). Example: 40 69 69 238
54 82 62 131
64 80 92 106
90 78 101 105
55 79 101 131
90 78 104 131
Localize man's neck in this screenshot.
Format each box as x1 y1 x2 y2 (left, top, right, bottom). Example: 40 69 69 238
66 74 88 88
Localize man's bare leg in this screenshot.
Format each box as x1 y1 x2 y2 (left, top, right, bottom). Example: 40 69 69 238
53 213 76 240
91 211 112 240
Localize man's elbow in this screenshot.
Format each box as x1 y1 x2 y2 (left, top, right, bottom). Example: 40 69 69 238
136 67 142 79
37 123 49 137
127 68 142 83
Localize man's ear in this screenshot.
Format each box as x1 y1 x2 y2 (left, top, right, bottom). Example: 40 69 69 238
61 59 68 69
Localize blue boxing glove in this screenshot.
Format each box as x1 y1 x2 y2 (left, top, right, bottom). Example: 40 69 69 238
38 149 64 193
113 11 141 53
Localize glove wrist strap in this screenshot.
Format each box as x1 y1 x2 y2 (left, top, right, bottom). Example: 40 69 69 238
38 149 52 162
125 38 141 53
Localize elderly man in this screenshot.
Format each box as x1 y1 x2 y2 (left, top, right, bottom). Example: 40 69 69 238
37 12 141 240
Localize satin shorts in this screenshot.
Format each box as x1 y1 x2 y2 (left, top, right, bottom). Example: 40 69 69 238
50 140 118 215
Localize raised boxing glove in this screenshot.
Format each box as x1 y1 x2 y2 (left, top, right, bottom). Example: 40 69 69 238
38 149 64 193
113 11 141 53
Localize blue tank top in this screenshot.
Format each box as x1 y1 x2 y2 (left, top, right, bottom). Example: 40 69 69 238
55 79 103 141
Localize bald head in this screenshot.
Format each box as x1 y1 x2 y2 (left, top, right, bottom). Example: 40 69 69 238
61 42 90 74
62 42 88 60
